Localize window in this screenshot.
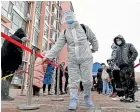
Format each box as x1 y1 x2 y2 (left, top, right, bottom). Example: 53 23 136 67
34 12 40 30
45 10 49 23
1 25 9 46
46 2 51 11
1 1 13 19
53 20 57 29
11 11 27 31
49 43 52 50
33 29 39 47
1 1 9 11
42 39 47 50
44 25 48 38
15 1 29 17
50 29 56 41
36 1 42 12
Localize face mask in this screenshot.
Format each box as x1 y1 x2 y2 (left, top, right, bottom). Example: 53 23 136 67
117 41 122 45
66 20 74 24
102 65 105 68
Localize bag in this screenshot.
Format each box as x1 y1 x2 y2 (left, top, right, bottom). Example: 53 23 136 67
102 69 109 80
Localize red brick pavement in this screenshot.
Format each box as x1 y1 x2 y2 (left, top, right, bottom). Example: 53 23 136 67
1 89 140 112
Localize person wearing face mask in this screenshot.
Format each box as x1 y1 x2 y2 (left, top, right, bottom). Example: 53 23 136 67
1 28 29 101
113 35 138 102
42 10 98 110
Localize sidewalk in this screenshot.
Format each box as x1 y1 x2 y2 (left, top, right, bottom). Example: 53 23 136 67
1 89 140 112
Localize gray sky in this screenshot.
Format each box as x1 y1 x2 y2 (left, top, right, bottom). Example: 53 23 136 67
71 0 140 71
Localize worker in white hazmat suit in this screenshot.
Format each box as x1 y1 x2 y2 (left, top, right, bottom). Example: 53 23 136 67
42 10 99 110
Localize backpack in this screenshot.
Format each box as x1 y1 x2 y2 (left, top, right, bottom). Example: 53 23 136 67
64 24 86 35
64 24 89 43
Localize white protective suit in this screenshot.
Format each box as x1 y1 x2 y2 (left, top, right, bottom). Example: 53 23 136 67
45 21 98 89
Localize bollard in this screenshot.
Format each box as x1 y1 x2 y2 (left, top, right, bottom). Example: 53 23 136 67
20 67 26 96
52 61 64 101
20 42 28 96
17 45 40 110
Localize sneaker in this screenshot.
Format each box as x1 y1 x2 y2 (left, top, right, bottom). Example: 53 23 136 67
43 91 47 96
60 91 65 95
112 96 124 101
2 96 14 101
48 91 52 95
110 93 117 97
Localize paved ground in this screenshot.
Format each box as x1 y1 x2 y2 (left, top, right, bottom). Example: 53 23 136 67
1 89 140 112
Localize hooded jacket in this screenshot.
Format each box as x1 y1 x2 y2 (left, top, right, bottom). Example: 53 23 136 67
1 28 26 76
43 63 55 85
33 51 47 88
107 43 119 70
114 35 138 67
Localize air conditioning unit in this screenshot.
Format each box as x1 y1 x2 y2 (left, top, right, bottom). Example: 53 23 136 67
24 13 31 21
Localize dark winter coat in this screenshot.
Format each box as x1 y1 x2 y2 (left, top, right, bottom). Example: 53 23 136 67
1 28 26 77
43 63 55 84
97 68 103 89
114 35 138 67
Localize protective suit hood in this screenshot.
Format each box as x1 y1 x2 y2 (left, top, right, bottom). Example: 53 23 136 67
14 28 27 39
114 35 126 46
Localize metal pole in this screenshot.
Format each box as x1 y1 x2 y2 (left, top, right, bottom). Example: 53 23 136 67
52 58 64 101
57 63 60 97
52 1 64 101
20 43 27 96
27 48 35 105
20 65 26 96
17 46 40 110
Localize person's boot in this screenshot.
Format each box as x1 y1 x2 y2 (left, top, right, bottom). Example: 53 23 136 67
60 91 65 95
1 79 14 101
48 91 52 95
84 86 94 107
43 91 47 96
68 89 78 110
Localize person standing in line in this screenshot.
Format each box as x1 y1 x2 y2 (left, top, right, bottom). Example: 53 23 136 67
1 28 29 101
64 66 69 94
101 63 110 95
96 68 103 94
43 59 55 95
113 35 138 102
33 51 47 96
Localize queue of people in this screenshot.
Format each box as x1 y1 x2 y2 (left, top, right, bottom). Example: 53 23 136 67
1 9 139 110
95 35 138 103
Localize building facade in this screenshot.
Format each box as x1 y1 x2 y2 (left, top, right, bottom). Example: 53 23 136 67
1 1 74 87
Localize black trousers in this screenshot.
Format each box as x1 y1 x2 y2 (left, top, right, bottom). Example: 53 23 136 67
1 75 14 99
113 65 135 99
33 86 40 96
43 84 51 92
55 75 63 93
64 77 68 92
120 65 135 99
80 81 84 91
111 79 116 93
